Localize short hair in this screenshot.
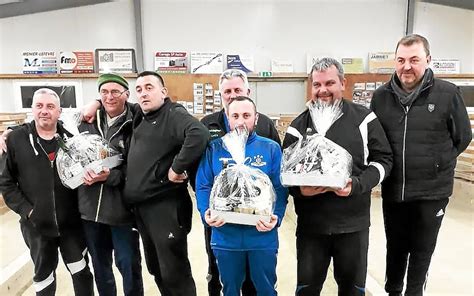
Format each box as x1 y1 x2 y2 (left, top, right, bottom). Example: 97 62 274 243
219 69 249 91
32 88 61 107
396 34 430 56
310 57 345 82
227 96 257 113
137 71 166 87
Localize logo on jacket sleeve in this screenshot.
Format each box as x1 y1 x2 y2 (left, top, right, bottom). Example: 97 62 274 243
428 104 435 112
209 129 224 139
250 155 266 167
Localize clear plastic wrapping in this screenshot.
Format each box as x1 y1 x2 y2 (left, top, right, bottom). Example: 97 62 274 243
56 133 122 189
209 127 276 225
281 99 352 189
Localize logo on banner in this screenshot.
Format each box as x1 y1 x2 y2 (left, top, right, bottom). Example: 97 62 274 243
60 52 78 70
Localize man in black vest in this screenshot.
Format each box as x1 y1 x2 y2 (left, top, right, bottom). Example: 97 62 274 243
371 34 472 296
199 69 281 296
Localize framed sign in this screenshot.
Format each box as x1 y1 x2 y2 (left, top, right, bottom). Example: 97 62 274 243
59 51 94 74
95 48 137 73
22 51 58 74
155 51 188 73
14 80 83 112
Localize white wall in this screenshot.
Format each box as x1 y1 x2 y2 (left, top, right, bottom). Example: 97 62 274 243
141 0 407 113
141 0 407 73
1 0 473 113
413 2 474 73
0 0 136 73
0 0 136 111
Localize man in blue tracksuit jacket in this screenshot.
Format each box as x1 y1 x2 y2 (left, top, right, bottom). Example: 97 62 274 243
196 96 288 296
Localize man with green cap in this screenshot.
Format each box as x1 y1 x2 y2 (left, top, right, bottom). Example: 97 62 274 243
78 73 144 296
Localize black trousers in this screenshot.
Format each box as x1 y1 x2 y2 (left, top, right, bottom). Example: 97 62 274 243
134 189 196 296
20 220 94 296
204 226 256 296
296 229 369 296
383 198 449 296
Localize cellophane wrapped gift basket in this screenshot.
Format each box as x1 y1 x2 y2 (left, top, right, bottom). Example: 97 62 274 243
281 99 352 189
209 127 276 226
56 112 122 189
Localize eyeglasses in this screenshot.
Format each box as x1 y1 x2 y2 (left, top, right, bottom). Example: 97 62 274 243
100 89 128 98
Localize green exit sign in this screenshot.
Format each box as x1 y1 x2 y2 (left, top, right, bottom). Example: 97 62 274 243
259 71 273 77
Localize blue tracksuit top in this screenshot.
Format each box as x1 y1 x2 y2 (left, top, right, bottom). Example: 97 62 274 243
196 132 288 251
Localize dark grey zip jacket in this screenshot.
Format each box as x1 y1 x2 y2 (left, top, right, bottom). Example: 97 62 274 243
124 98 210 204
371 74 472 202
77 104 135 225
0 121 80 237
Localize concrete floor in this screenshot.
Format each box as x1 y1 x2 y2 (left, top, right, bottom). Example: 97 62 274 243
1 180 472 295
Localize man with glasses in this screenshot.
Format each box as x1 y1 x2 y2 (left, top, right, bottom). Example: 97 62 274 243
199 69 281 296
78 73 143 296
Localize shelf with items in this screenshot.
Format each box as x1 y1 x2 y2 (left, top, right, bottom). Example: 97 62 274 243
306 73 474 106
0 73 138 79
2 72 473 107
1 72 472 81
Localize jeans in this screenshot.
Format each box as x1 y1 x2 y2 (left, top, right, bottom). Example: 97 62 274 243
82 220 143 296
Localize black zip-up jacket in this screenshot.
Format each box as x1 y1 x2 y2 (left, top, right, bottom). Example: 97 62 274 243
0 121 81 237
282 100 392 235
77 104 134 225
201 108 281 145
371 75 472 202
124 98 210 204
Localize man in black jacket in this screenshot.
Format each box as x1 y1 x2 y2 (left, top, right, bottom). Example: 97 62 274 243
283 58 392 295
0 88 94 296
371 34 472 296
199 69 281 296
123 71 210 296
78 73 143 296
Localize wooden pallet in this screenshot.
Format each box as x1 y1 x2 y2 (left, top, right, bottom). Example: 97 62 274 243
0 194 9 215
272 114 297 142
0 113 27 132
455 139 474 182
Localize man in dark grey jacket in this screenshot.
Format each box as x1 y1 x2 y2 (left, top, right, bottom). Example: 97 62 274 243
124 71 210 296
371 34 472 296
0 88 94 296
78 73 143 296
